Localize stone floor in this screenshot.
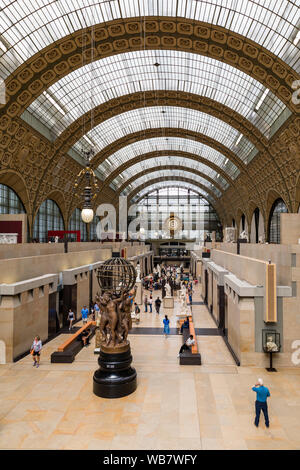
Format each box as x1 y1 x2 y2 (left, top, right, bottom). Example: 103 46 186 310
0 283 300 450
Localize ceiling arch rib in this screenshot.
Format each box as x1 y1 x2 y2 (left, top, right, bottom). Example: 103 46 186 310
131 182 224 222
110 160 224 196
127 177 227 217
2 18 300 125
97 136 239 182
73 106 256 167
116 168 223 199
52 91 267 170
1 2 299 80
134 183 214 204
26 50 286 139
105 149 235 190
129 176 217 206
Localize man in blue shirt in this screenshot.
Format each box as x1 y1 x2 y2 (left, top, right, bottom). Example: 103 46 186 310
81 305 89 324
252 378 270 428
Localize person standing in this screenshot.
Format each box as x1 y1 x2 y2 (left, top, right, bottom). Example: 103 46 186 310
81 305 89 324
155 297 162 314
144 294 148 313
68 309 75 330
30 335 42 368
94 302 100 320
163 315 170 338
149 295 153 313
252 378 270 428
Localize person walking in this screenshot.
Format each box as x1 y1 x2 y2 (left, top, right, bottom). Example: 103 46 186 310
81 305 89 324
144 294 148 313
68 309 75 330
163 315 170 338
252 378 270 428
30 335 42 368
149 295 153 313
155 297 162 314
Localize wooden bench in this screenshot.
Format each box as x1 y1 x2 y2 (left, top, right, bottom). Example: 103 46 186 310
178 315 192 330
179 319 201 365
51 321 96 363
57 321 94 351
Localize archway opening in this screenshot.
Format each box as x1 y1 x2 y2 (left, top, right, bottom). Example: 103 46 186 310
33 199 65 242
268 199 288 244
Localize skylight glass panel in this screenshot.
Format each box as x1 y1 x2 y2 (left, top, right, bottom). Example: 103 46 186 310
26 50 286 141
110 155 226 194
113 167 222 198
97 136 239 181
71 105 256 165
132 181 214 204
0 1 298 80
119 169 219 196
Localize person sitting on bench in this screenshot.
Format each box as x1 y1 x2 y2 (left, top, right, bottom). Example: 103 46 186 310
177 334 195 357
80 328 91 347
180 316 189 334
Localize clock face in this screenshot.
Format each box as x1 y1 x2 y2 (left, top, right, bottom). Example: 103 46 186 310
163 215 182 234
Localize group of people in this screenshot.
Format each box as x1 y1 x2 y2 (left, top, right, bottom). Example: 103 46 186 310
143 294 162 314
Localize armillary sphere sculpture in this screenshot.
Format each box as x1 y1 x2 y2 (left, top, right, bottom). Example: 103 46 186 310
93 257 137 398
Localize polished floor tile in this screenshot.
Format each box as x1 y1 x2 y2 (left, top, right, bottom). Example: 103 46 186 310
0 282 300 450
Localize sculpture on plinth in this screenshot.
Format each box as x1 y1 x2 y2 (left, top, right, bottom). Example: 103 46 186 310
239 230 248 241
156 263 161 277
265 336 279 352
224 227 237 243
136 262 141 282
179 282 188 313
93 257 137 398
165 282 172 297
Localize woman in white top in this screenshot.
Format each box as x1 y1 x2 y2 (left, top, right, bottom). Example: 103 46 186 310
149 295 153 313
68 309 75 330
31 336 42 368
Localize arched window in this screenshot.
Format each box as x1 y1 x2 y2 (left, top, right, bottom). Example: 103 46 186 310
0 184 25 214
232 218 236 227
268 199 288 244
90 215 100 241
254 208 260 243
241 214 245 231
68 208 88 242
33 199 64 242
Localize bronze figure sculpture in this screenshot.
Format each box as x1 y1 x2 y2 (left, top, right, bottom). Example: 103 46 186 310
93 257 137 398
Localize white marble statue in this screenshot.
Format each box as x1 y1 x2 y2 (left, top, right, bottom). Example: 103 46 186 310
156 264 161 277
136 262 141 282
165 282 171 297
179 287 188 313
239 230 248 241
224 227 236 243
266 336 279 352
0 233 18 244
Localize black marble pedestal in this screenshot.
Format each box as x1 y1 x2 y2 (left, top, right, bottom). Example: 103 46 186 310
93 345 137 398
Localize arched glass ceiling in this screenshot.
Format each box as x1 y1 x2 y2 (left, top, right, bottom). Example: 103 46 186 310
1 1 299 79
98 136 240 180
26 50 286 138
111 155 227 193
118 169 222 198
131 181 214 205
75 106 255 164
